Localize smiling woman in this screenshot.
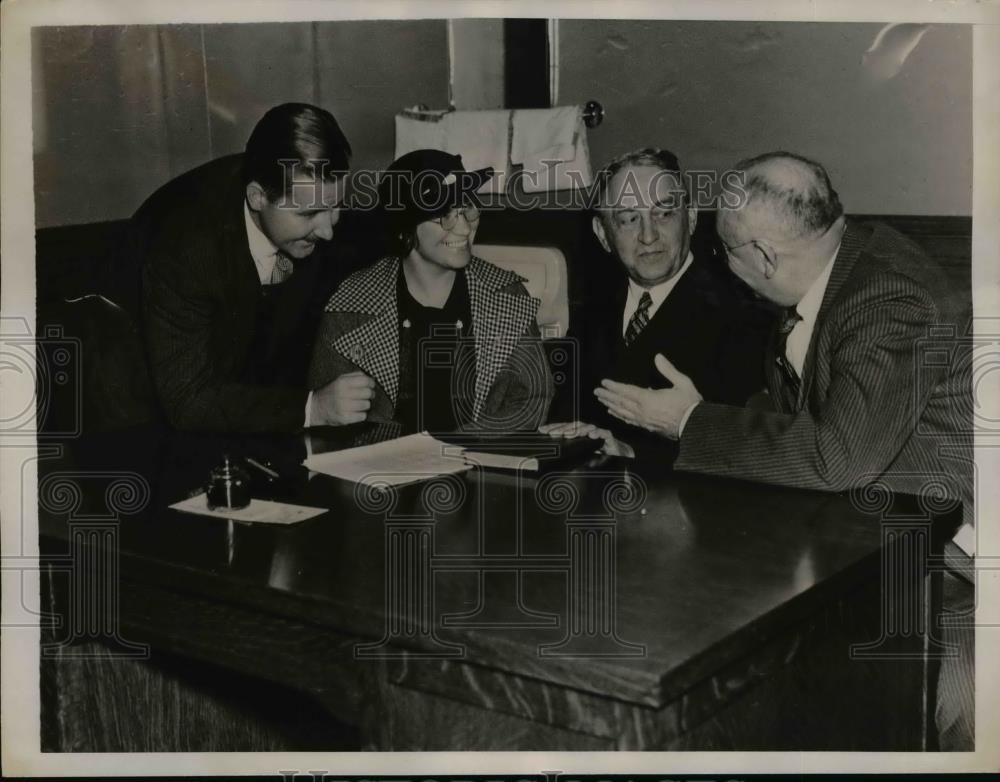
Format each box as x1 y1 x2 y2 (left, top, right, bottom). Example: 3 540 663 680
308 148 554 435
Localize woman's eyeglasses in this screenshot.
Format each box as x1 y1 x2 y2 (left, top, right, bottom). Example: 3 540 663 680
433 205 481 231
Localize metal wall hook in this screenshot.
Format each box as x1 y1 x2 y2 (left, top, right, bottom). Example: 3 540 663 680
582 100 604 128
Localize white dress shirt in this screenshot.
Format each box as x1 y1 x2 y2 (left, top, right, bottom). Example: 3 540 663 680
679 242 841 437
784 245 840 377
244 201 282 284
244 202 314 426
621 251 694 335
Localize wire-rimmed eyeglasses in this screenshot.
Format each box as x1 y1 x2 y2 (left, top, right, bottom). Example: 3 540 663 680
432 205 481 231
720 237 766 260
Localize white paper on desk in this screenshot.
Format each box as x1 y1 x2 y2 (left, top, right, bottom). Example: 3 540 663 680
303 432 470 487
169 494 326 525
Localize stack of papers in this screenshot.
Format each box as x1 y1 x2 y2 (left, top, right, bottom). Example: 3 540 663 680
303 432 471 487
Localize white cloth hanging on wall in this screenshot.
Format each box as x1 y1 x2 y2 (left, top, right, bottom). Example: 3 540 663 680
511 105 592 194
394 107 508 193
394 105 592 194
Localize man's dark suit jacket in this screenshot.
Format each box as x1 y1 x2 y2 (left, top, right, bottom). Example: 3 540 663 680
677 221 974 516
551 250 770 455
137 154 356 433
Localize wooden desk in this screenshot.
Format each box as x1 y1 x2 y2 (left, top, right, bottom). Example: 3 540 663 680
38 425 956 751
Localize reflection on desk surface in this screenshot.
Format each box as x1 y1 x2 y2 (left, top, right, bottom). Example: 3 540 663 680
37 422 952 708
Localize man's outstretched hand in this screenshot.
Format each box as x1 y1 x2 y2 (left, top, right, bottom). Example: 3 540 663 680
593 354 702 440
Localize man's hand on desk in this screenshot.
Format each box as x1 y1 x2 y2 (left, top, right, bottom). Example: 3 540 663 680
310 371 376 426
539 420 635 458
593 354 702 440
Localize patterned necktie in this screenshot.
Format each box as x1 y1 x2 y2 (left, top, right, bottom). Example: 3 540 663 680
624 291 653 346
269 253 294 284
774 305 803 400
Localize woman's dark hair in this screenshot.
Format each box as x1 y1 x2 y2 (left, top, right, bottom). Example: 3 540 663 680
379 171 446 258
385 222 418 258
243 103 352 198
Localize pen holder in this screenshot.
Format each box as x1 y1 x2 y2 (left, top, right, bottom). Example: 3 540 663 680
206 455 251 510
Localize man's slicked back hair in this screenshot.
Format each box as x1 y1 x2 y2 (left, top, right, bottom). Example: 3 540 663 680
243 102 352 198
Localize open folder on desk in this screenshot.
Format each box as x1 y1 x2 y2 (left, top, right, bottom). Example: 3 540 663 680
303 432 471 488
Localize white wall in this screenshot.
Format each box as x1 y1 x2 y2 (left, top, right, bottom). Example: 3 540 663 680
559 20 972 215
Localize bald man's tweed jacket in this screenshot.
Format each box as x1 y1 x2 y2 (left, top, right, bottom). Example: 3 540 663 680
308 255 554 431
676 221 973 515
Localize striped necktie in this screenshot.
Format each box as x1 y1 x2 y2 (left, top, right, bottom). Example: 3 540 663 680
774 305 803 400
269 253 294 284
624 291 653 346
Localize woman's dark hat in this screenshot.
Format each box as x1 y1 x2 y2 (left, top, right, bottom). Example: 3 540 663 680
380 149 493 222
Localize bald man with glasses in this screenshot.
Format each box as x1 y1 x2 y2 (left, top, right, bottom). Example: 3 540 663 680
586 151 975 750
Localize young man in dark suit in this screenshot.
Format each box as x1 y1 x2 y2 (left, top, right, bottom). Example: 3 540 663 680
588 151 975 750
138 102 376 433
542 148 769 457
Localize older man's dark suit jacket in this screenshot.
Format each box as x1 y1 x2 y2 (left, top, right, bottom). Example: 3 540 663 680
676 221 974 514
136 154 358 433
551 249 770 456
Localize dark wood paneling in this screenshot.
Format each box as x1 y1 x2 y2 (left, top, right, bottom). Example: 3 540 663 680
40 539 928 751
41 641 360 752
40 567 362 752
863 215 972 269
369 677 615 750
35 220 130 304
35 213 971 307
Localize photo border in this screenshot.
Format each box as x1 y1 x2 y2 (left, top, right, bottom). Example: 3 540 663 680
3 0 998 775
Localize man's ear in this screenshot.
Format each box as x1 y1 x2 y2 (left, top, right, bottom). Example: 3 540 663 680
757 241 779 279
246 181 268 212
592 215 612 254
687 207 698 236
